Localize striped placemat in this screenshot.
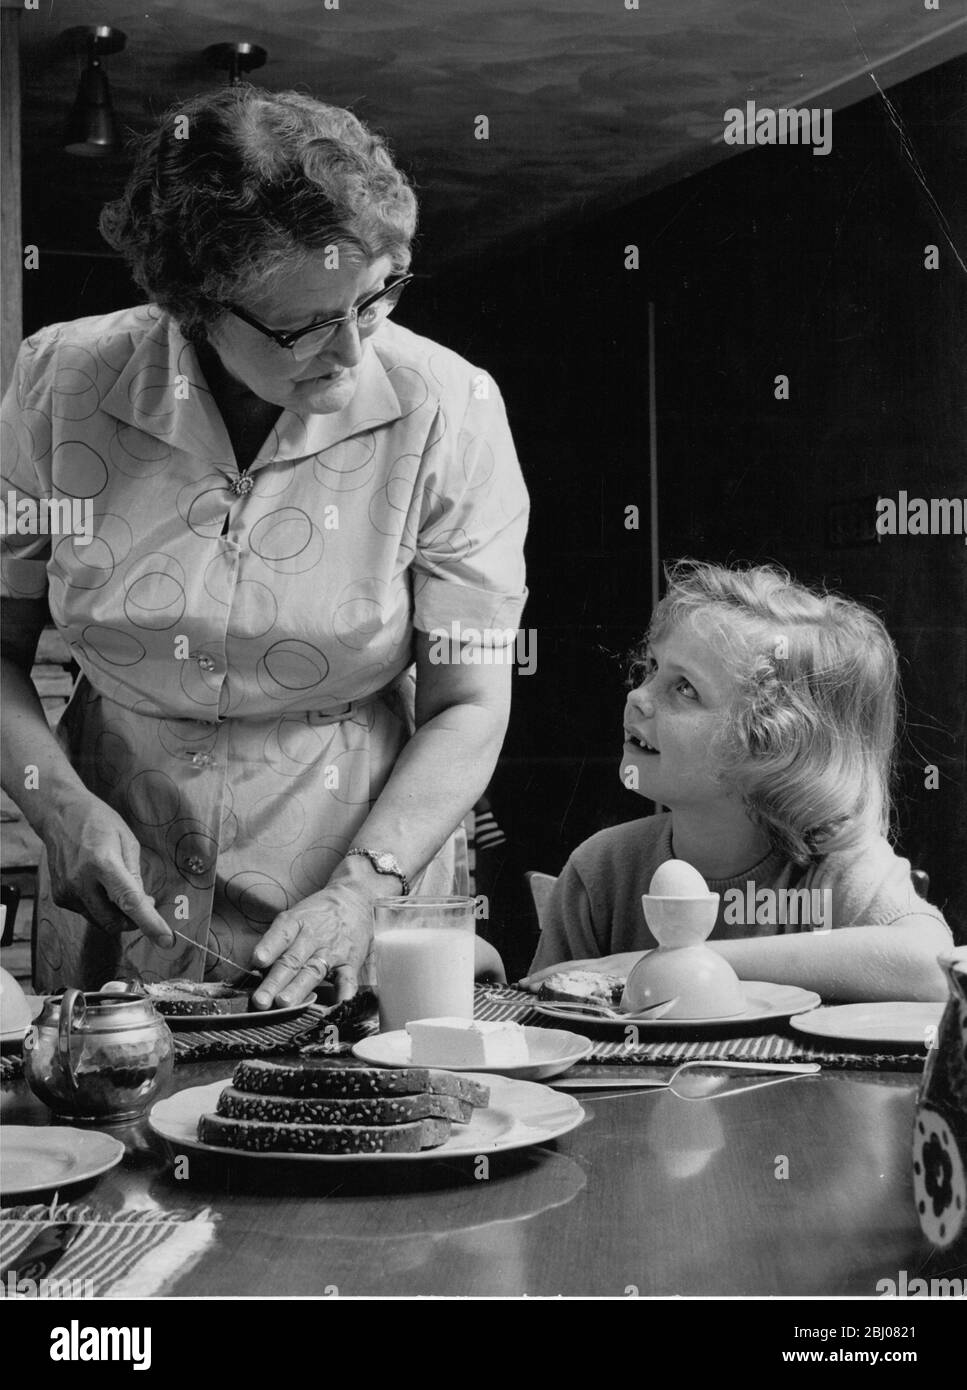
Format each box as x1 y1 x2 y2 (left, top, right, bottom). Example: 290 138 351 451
476 986 928 1071
0 1205 216 1299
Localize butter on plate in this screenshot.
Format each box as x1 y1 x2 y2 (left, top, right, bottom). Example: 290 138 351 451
406 1017 530 1068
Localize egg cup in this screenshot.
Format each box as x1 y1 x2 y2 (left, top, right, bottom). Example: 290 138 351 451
622 892 747 1020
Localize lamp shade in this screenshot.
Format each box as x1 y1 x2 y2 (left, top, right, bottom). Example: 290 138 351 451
64 59 118 156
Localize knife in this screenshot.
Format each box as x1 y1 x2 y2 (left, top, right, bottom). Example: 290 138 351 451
549 1067 675 1089
168 927 261 981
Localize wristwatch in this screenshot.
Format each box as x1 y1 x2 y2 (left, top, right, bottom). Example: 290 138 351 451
346 848 410 896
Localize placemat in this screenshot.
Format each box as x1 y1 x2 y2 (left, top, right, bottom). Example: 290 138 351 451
172 991 378 1063
0 1203 216 1299
476 986 928 1071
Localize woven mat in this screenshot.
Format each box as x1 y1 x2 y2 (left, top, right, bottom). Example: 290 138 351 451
2 987 927 1075
477 986 928 1071
171 992 378 1063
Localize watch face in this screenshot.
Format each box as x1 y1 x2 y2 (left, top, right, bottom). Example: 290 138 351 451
375 854 394 871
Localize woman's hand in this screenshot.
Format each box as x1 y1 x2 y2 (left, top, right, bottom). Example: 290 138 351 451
251 882 374 1008
41 792 175 947
518 952 648 991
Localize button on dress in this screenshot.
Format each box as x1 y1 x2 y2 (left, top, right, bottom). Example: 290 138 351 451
1 306 529 989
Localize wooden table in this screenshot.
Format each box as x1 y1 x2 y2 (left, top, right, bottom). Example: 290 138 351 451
3 1059 963 1298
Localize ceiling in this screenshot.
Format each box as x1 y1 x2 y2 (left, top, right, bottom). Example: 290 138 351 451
12 0 967 269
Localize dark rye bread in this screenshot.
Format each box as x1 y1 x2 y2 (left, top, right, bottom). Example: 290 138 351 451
146 981 249 1016
232 1059 489 1108
198 1112 451 1154
216 1086 474 1126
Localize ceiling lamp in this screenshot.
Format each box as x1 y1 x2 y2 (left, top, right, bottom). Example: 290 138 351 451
204 42 268 86
62 25 127 157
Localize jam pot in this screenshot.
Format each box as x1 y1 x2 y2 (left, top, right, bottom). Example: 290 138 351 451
24 988 175 1122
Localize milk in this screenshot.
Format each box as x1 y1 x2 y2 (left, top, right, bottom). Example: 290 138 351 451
375 925 475 1032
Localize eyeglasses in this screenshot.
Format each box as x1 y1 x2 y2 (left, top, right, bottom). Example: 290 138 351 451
221 274 413 353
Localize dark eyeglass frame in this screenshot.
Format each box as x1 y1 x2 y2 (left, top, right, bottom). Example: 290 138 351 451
220 273 414 350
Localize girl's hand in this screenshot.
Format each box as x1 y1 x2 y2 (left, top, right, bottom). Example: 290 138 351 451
251 883 374 1008
518 952 648 991
41 791 175 947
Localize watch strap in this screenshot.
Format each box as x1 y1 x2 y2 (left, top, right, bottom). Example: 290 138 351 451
346 847 410 896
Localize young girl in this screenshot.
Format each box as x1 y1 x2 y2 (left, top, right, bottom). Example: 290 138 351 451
523 561 952 1002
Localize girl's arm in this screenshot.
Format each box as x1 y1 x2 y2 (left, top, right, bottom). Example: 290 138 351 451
708 921 951 1002
521 920 951 1003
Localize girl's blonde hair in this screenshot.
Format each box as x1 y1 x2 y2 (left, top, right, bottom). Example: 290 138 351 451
639 560 899 865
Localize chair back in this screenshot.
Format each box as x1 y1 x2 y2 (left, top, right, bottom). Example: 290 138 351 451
525 871 558 930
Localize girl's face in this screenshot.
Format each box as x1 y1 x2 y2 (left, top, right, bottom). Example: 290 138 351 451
621 618 741 809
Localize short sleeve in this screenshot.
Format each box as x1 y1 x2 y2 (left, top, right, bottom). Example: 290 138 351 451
1 336 54 599
411 375 529 643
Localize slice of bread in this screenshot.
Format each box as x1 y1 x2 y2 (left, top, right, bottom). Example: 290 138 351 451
215 1086 473 1126
146 981 249 1016
538 970 625 1006
198 1113 451 1154
232 1059 489 1108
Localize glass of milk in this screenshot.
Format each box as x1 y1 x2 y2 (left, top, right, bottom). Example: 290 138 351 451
373 896 475 1033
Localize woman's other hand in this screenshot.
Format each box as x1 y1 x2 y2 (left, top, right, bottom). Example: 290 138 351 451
42 792 175 948
251 883 374 1008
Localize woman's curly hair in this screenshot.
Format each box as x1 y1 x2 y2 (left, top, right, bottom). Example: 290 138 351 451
630 560 899 865
100 85 418 343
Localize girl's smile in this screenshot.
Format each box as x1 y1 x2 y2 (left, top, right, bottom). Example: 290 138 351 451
621 619 742 808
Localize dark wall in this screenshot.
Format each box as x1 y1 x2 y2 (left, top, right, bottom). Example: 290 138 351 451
19 57 967 972
411 55 967 964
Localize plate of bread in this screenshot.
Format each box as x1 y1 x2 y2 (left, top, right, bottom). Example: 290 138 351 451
143 980 317 1029
149 1060 585 1162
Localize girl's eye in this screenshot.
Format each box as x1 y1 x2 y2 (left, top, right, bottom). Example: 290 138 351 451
675 677 698 700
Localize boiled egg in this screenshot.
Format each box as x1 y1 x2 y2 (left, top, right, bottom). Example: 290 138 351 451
649 859 710 898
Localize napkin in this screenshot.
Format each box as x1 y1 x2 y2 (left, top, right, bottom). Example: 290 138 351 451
0 1204 216 1299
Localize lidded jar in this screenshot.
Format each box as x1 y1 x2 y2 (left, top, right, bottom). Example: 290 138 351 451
24 988 174 1122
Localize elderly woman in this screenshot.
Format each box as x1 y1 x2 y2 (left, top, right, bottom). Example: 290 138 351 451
0 87 528 1008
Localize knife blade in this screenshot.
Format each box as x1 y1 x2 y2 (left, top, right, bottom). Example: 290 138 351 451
168 927 260 981
549 1067 675 1089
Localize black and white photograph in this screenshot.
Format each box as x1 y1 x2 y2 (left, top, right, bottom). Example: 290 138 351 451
0 0 965 1333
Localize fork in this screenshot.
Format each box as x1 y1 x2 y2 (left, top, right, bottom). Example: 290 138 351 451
537 996 680 1022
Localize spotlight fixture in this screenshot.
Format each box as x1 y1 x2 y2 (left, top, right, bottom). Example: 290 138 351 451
204 42 268 86
62 25 127 158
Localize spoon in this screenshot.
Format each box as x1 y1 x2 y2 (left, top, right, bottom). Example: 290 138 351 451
537 996 680 1022
668 1060 820 1100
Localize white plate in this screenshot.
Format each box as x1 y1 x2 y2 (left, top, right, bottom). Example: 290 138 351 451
149 1075 585 1164
788 1001 944 1047
159 994 317 1031
0 1126 125 1196
351 1027 592 1080
534 982 822 1031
